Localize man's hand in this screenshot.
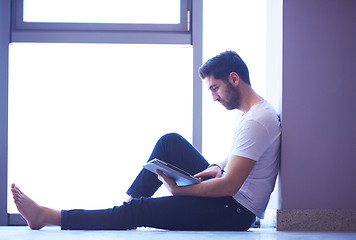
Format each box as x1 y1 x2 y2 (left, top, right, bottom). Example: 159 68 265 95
194 166 222 181
156 170 180 195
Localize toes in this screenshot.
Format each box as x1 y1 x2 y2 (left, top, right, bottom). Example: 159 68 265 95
11 187 23 203
13 192 21 202
11 188 20 196
11 185 23 195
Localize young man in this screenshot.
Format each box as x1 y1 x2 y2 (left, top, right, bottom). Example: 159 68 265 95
11 50 281 231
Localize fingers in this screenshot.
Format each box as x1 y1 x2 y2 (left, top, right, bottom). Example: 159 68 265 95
155 169 163 175
155 170 166 183
194 172 206 178
193 172 205 181
194 167 222 180
194 171 216 180
156 170 170 183
156 170 177 187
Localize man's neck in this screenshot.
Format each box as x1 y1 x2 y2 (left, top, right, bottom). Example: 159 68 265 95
239 85 264 114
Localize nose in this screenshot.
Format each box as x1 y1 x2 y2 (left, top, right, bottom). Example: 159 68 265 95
212 92 220 102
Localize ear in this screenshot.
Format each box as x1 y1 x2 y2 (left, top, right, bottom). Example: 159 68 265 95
228 72 240 87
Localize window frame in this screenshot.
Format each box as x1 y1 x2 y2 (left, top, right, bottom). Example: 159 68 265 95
11 0 192 44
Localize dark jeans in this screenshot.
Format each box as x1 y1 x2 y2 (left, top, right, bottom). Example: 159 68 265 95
61 133 256 231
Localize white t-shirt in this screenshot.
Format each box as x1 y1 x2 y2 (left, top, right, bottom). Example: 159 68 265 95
230 100 281 219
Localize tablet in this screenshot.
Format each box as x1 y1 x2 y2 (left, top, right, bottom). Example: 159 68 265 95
143 158 202 186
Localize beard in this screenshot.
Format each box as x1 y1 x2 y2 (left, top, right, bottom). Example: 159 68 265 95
219 82 241 110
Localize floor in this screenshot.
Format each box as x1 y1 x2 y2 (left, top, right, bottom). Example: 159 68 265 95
1 227 356 240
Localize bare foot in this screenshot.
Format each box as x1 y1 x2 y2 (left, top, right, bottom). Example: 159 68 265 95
11 184 60 230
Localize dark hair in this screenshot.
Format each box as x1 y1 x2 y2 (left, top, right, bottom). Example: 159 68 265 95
199 50 250 86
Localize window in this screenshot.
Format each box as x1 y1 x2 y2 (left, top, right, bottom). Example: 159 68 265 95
8 43 193 212
13 0 189 33
23 0 181 24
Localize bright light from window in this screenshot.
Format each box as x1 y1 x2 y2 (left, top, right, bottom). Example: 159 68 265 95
8 43 192 212
203 0 279 222
203 0 267 163
23 0 181 24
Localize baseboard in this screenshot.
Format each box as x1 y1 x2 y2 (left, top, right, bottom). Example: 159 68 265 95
277 209 356 232
8 213 27 226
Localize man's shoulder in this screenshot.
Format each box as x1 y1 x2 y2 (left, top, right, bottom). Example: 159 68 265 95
245 101 280 125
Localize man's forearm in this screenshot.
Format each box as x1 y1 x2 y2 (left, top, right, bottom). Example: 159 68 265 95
172 155 255 198
180 157 230 197
173 176 236 197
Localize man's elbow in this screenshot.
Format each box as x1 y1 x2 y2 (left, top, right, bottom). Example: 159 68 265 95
221 185 240 197
227 189 239 197
213 177 242 197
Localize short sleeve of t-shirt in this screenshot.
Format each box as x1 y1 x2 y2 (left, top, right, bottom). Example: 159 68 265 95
231 119 271 161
